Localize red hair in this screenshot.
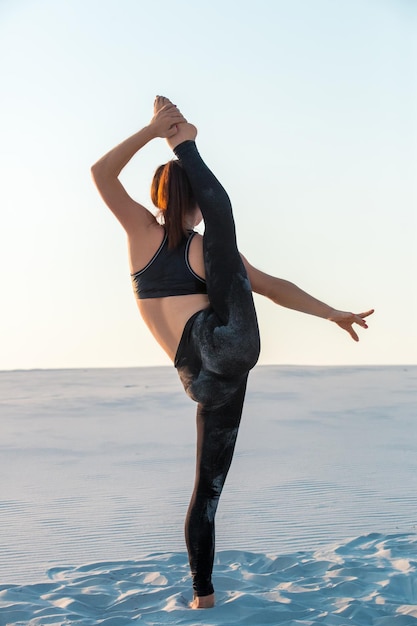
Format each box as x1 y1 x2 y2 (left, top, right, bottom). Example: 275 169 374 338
151 160 196 249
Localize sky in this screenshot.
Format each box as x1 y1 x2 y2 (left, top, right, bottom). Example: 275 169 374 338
0 0 416 370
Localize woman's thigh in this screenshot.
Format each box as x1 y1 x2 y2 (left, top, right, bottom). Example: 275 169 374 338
175 308 256 407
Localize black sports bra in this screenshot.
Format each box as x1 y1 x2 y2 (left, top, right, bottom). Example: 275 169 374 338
130 230 207 300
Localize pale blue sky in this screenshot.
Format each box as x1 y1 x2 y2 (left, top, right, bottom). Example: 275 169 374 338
1 0 416 369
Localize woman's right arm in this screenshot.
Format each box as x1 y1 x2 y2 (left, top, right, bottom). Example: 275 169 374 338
242 255 374 341
91 104 185 233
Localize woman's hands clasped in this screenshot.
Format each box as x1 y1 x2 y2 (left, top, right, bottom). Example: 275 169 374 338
149 100 186 139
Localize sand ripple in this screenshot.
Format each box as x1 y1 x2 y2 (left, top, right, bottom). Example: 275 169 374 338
1 533 417 625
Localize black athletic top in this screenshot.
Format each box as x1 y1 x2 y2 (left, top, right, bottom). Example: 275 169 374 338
131 230 207 300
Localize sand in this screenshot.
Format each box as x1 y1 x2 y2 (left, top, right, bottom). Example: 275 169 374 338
0 365 416 625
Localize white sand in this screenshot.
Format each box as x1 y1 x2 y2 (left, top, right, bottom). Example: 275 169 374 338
1 365 416 625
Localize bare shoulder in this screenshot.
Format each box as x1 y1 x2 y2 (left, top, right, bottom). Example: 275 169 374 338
128 222 166 274
188 231 205 280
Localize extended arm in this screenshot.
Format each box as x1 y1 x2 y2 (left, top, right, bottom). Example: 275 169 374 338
91 103 185 233
242 256 374 341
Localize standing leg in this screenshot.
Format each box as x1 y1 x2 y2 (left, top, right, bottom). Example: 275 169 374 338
185 375 248 607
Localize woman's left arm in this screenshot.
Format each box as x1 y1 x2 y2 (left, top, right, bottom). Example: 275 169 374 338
241 255 374 342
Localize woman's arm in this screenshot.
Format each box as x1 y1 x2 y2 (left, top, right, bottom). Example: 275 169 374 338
91 103 185 233
242 255 374 341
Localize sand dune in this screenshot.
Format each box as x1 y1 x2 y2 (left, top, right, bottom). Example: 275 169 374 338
1 366 416 624
1 534 417 624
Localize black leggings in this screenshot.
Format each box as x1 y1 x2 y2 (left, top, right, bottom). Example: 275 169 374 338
173 141 260 597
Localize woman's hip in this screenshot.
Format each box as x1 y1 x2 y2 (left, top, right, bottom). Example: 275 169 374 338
174 307 260 406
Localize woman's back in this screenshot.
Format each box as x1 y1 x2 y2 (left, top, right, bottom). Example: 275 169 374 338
128 222 209 361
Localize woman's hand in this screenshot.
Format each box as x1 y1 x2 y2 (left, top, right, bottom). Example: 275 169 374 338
328 309 375 341
149 103 186 139
152 96 198 148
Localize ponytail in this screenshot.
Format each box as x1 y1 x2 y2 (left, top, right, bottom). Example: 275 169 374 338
151 160 196 249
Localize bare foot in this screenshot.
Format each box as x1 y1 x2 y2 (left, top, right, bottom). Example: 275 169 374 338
189 593 215 609
154 95 197 149
167 121 197 149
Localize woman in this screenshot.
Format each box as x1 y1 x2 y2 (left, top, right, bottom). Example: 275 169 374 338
91 96 373 608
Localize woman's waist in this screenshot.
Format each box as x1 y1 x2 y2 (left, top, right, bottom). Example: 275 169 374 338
136 294 210 361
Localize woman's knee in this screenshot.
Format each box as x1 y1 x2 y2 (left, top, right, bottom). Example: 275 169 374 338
213 325 260 376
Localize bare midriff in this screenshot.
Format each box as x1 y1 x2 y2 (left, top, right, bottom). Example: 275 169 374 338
136 293 210 362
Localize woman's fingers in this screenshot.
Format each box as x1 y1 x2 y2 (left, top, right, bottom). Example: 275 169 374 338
150 104 186 138
349 327 360 342
166 124 181 138
358 309 375 319
152 103 185 124
332 308 374 341
354 309 375 329
159 103 186 120
354 315 369 328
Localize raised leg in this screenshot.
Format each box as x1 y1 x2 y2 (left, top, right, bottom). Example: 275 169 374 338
173 139 260 378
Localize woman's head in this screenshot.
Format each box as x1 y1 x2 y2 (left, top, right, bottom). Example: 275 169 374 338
151 160 198 249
